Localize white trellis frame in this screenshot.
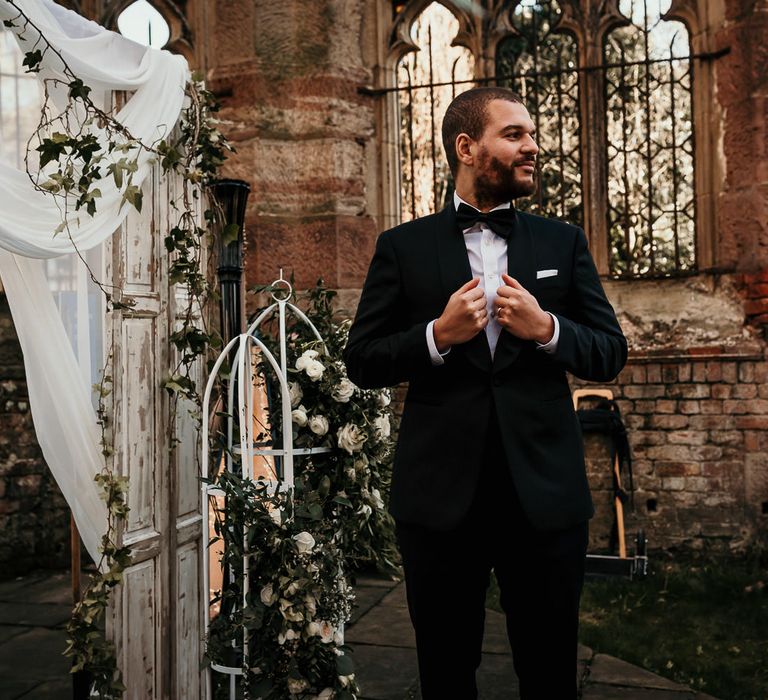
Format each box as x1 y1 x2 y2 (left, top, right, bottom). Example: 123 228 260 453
200 272 333 699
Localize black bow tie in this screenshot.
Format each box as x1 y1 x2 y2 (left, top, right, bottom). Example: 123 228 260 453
455 202 516 239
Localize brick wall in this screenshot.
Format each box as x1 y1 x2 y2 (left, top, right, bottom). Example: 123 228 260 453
574 354 768 553
0 295 70 576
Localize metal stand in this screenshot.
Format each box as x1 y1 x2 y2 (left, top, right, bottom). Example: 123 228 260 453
200 272 335 699
574 389 648 579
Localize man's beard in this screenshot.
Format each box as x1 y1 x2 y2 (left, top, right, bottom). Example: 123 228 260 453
474 150 536 210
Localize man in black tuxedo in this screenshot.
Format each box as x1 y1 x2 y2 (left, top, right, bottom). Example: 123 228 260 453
343 87 627 698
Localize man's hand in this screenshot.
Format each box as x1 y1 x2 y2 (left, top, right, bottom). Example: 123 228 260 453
495 274 554 343
433 278 487 351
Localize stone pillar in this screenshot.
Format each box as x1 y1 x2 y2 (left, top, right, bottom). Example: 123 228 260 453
205 0 380 313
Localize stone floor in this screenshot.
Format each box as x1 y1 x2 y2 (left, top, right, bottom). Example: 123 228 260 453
348 575 720 700
0 571 72 700
0 570 720 699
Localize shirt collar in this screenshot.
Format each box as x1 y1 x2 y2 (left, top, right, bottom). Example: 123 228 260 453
453 191 512 214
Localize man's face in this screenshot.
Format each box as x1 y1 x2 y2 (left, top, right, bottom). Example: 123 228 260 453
471 100 539 203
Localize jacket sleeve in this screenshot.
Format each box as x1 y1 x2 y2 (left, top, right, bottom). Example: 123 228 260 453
343 232 433 389
550 227 628 382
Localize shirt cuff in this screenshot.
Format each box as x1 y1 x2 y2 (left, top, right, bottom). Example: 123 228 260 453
426 319 451 365
535 312 559 354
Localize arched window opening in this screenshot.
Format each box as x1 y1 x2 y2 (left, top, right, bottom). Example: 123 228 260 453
496 0 583 226
396 2 475 221
0 29 44 169
605 0 694 278
117 0 171 49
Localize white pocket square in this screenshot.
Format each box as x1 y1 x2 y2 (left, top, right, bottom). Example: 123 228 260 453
536 269 558 279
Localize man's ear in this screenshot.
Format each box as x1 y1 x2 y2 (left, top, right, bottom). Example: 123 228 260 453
455 133 474 169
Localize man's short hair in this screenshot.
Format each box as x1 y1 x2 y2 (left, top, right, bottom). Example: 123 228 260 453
441 87 524 176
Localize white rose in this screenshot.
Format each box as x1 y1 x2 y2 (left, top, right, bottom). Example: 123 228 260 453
304 594 317 616
354 453 369 470
307 621 321 636
278 627 298 645
337 423 367 454
374 413 391 439
295 349 319 371
333 629 344 645
332 378 356 403
377 390 391 408
287 677 308 695
288 381 303 408
316 689 334 700
319 620 334 644
260 583 275 606
291 405 308 427
293 531 316 554
370 488 385 510
339 672 355 687
270 507 282 527
308 415 329 436
304 358 325 382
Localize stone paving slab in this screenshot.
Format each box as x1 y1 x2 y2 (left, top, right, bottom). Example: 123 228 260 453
15 677 70 699
354 644 419 700
0 624 29 645
582 686 698 699
0 572 72 605
0 601 72 628
350 583 394 626
0 627 70 681
0 679 40 699
346 600 418 649
587 653 693 691
378 583 408 608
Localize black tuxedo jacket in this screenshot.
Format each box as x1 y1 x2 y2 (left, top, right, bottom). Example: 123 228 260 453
343 204 628 532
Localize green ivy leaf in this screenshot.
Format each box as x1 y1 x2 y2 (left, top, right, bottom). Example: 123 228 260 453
67 78 92 101
22 49 43 73
121 184 142 213
335 652 355 676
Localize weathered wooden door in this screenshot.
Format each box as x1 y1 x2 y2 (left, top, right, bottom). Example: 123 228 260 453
104 168 205 700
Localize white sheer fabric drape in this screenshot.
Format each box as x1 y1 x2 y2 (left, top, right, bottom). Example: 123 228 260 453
0 0 188 562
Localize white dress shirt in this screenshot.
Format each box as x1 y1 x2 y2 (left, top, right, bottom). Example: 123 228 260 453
426 192 560 365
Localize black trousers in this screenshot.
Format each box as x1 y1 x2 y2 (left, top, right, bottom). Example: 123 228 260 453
396 417 589 699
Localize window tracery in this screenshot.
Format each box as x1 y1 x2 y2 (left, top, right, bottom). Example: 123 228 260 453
383 0 711 278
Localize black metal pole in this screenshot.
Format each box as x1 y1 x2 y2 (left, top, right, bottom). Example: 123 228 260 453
211 179 250 345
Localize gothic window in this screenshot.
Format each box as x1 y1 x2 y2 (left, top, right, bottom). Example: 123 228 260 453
0 29 43 169
604 0 694 277
496 0 582 226
384 0 707 279
396 2 475 220
117 0 171 48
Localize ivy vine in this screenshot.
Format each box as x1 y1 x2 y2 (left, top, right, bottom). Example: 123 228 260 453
5 2 232 696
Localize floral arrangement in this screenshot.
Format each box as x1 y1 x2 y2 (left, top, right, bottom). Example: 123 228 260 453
205 282 399 699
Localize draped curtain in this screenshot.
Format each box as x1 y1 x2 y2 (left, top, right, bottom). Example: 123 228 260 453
0 0 189 562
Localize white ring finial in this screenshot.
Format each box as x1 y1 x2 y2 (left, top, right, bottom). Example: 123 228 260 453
270 276 292 302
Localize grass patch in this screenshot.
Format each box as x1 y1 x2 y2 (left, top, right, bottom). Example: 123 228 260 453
487 551 768 699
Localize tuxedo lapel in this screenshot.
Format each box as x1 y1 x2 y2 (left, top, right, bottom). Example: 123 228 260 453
435 204 492 372
493 210 536 373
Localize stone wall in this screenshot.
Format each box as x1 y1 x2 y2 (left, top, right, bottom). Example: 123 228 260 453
204 0 379 314
0 295 70 577
575 353 767 553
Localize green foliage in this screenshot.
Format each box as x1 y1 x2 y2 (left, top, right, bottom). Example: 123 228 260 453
205 281 400 698
6 2 235 695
